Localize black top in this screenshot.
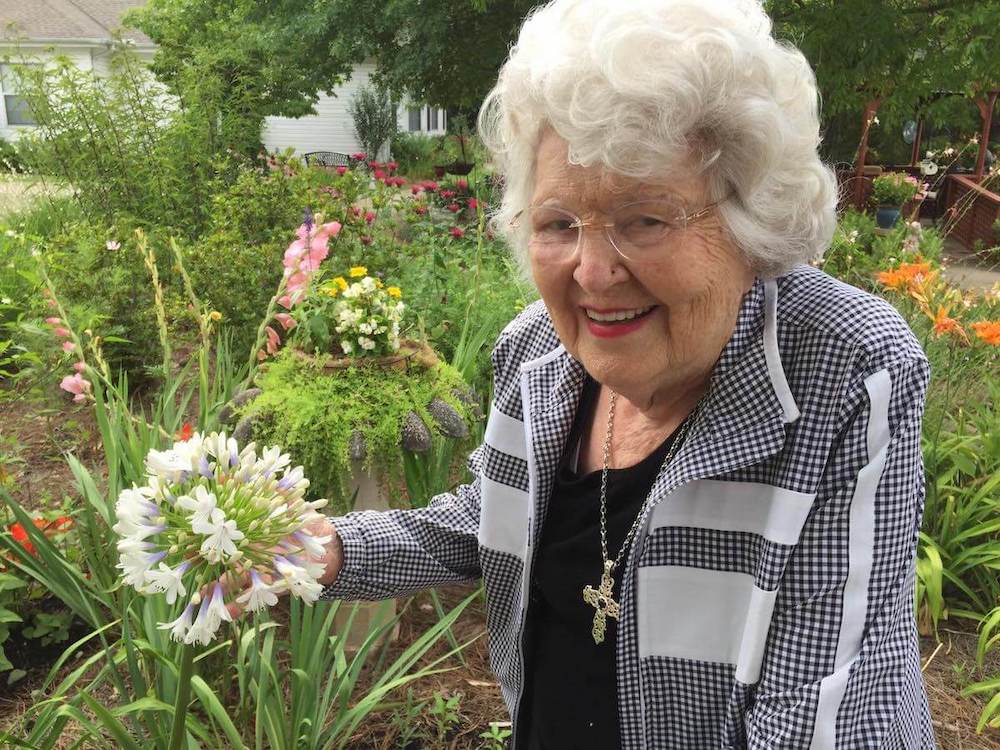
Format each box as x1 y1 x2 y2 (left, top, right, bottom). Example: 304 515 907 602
519 375 679 750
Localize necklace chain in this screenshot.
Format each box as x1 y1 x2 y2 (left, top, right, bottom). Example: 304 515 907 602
598 389 707 574
582 386 709 644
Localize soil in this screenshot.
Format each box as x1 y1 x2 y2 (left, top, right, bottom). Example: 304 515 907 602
0 386 997 748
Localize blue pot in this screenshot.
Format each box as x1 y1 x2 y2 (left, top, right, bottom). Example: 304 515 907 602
876 206 901 229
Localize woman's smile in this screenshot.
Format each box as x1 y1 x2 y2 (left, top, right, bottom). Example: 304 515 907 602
582 304 660 338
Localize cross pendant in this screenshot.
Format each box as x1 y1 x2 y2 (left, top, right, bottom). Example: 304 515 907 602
582 560 620 644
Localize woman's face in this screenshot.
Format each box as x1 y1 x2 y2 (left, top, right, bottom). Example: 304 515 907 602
528 130 755 414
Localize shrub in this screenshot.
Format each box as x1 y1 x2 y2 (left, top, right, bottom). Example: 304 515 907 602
10 46 230 236
349 83 398 162
0 138 24 173
390 132 439 178
870 171 920 207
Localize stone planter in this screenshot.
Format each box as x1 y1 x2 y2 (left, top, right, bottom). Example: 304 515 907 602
332 458 401 651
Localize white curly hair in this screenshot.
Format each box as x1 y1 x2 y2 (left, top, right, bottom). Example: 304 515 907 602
477 0 838 280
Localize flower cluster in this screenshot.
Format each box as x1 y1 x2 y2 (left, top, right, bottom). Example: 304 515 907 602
871 172 922 207
113 431 331 645
875 258 1000 347
317 267 405 356
42 300 92 403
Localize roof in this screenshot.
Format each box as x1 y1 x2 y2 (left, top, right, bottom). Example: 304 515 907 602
0 0 152 46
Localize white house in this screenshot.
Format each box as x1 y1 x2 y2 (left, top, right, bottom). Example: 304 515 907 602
0 0 447 154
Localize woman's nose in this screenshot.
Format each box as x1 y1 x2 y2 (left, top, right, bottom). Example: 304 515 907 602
572 225 628 291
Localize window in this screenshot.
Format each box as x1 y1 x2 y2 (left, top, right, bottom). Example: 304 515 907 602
407 107 421 132
0 64 37 126
441 109 447 132
428 107 438 131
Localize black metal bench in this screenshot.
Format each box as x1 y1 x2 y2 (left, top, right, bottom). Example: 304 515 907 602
303 151 357 168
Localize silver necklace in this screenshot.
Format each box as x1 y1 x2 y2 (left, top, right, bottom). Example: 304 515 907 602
581 388 707 644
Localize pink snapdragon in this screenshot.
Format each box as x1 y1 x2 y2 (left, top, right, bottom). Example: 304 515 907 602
274 313 297 331
265 326 281 355
282 220 342 306
60 372 91 403
61 341 76 353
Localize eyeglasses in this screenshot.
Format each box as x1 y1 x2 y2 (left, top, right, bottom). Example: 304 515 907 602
510 197 726 263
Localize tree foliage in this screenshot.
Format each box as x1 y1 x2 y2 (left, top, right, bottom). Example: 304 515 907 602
766 0 1000 122
128 0 1000 155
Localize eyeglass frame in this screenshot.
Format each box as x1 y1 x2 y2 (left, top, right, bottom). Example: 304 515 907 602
509 194 730 262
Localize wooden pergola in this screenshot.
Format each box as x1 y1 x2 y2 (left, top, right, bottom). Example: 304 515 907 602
852 88 999 209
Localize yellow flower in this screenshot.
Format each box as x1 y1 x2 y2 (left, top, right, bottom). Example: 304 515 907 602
334 276 348 291
349 266 367 278
375 279 384 289
387 286 402 298
208 310 222 322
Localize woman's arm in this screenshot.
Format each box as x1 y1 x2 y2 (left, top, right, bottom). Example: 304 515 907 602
744 354 933 748
317 444 487 601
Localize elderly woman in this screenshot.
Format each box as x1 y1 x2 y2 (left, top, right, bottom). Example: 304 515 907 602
307 0 936 746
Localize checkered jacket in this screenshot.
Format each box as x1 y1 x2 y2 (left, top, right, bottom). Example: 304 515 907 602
321 264 937 749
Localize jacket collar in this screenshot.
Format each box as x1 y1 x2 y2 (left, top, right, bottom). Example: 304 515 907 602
518 275 800 509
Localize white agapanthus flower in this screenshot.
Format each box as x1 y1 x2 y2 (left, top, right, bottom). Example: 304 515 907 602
114 431 330 645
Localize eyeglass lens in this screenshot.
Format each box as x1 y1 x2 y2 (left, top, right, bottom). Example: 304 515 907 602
521 200 689 261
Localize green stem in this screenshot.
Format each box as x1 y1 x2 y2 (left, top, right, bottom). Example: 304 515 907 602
168 643 196 750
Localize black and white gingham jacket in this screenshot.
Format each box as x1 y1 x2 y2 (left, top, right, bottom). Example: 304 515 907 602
322 264 937 749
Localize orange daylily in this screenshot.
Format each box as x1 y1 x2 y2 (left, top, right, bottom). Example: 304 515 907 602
927 304 969 344
876 260 932 293
971 320 1000 345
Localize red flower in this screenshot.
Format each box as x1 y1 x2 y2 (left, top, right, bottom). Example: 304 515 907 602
50 516 74 532
414 205 428 215
421 180 439 193
447 203 461 213
365 211 377 224
373 169 387 181
387 161 399 171
468 198 479 211
360 235 373 246
336 166 348 175
441 190 456 200
450 227 465 239
176 422 194 442
351 152 367 161
456 179 469 191
411 185 422 195
10 523 37 557
368 161 384 169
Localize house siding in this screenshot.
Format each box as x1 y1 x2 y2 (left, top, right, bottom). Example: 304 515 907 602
261 61 447 159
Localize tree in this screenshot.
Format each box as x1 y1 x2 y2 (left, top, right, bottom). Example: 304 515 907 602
127 0 542 133
766 0 1000 125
